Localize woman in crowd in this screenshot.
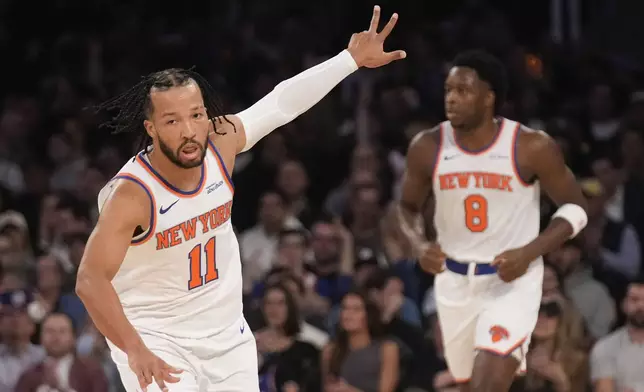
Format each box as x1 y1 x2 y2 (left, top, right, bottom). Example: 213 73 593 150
511 264 589 392
256 284 321 392
322 290 399 392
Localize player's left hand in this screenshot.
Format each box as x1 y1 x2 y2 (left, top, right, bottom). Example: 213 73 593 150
491 247 532 282
347 5 407 68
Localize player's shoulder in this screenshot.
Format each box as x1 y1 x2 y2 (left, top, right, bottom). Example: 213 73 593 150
515 123 559 157
408 124 442 154
210 115 244 156
98 175 152 223
516 124 553 146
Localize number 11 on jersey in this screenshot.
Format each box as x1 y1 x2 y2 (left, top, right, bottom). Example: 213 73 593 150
188 236 219 290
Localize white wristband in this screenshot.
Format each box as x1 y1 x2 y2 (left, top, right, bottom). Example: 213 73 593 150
552 203 588 238
236 50 358 152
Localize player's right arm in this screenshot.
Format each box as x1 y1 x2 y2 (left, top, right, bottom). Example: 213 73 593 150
76 180 181 391
398 129 446 273
76 179 148 353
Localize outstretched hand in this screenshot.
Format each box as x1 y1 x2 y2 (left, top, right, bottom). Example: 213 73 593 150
347 5 407 68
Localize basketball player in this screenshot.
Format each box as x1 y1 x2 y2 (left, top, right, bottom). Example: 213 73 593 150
398 50 588 392
75 6 405 392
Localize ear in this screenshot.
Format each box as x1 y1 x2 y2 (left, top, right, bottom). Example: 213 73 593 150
143 119 155 139
485 90 495 110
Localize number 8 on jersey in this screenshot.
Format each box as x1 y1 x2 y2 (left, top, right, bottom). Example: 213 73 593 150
464 194 488 232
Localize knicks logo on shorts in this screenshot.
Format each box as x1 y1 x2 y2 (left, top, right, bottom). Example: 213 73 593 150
489 325 509 343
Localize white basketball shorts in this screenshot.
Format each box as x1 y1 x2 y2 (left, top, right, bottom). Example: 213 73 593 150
434 258 543 382
109 315 258 392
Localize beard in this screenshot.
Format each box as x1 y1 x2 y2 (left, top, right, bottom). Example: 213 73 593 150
158 136 207 169
627 311 644 329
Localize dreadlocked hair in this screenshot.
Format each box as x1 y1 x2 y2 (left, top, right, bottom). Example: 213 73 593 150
94 67 235 158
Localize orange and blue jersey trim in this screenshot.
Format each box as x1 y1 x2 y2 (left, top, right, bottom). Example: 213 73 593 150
207 139 234 194
511 123 532 187
135 152 207 198
475 335 527 357
453 117 505 155
113 173 156 246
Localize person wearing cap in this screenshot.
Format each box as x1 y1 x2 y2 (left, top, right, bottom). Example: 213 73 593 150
580 178 641 282
0 299 45 392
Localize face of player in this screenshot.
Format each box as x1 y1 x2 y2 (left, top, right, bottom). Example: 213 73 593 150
263 288 289 329
444 66 493 130
624 284 644 329
145 82 210 169
340 293 367 333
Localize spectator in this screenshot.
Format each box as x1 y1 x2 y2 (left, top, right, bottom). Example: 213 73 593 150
15 313 107 392
76 321 125 392
324 168 380 218
0 304 45 392
511 297 589 392
47 133 88 192
347 184 387 267
581 177 641 281
241 190 302 289
256 284 321 392
0 210 34 269
0 267 27 293
549 239 616 339
590 279 644 391
322 290 399 392
32 254 87 331
246 270 330 349
276 160 316 228
308 217 354 307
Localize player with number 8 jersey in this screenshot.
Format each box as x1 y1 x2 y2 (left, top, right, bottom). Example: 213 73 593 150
432 117 541 262
398 50 587 391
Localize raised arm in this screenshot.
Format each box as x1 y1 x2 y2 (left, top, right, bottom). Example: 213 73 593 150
212 6 406 156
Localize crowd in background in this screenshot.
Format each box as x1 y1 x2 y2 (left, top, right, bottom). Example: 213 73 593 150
1 0 644 391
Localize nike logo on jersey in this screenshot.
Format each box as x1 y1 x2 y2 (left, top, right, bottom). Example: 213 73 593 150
444 155 459 161
240 322 245 334
159 200 179 214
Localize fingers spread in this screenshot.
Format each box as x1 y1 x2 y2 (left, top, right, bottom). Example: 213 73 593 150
368 5 381 33
378 13 398 39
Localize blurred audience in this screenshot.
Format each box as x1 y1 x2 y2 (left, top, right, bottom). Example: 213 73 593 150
590 279 644 392
15 313 108 392
1 0 643 390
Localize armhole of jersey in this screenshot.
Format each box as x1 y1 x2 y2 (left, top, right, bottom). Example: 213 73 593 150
511 124 535 187
430 124 444 181
208 139 234 193
113 174 157 246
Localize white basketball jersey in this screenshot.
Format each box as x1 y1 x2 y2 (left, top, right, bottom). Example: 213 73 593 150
97 141 241 339
432 118 541 262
